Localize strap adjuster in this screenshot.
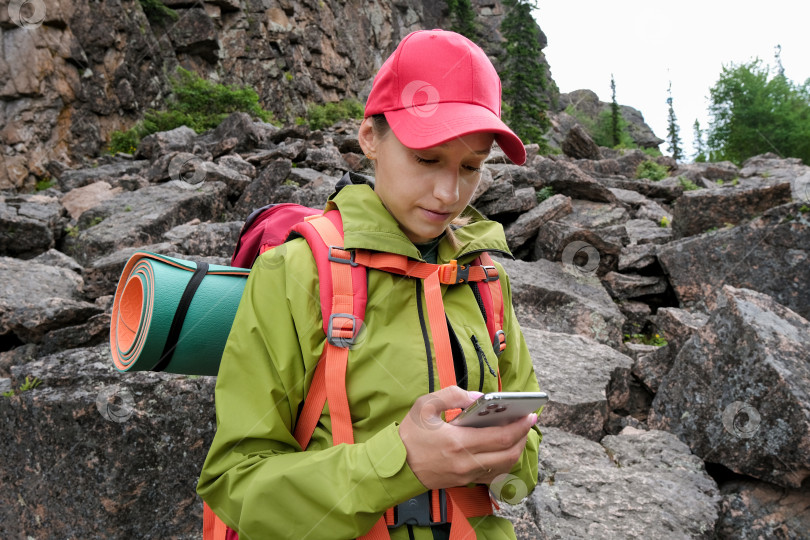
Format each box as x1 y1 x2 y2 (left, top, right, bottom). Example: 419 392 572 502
388 490 447 529
481 265 499 282
328 246 358 266
327 313 359 348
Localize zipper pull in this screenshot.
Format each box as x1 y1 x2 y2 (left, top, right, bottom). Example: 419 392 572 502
471 334 496 376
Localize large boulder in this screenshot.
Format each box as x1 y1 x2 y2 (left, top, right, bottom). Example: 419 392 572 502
657 201 810 320
500 426 720 539
671 182 793 238
649 286 810 488
1 345 215 539
495 257 625 348
0 193 65 259
0 257 100 343
715 478 810 539
526 328 633 440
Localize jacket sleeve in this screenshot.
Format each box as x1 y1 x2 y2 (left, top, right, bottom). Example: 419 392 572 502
493 267 542 503
196 242 425 539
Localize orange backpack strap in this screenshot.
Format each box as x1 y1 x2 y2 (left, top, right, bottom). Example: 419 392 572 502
203 501 230 540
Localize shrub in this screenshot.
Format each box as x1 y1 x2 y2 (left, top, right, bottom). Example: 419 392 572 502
107 67 274 154
677 176 701 191
139 0 178 25
536 186 554 203
635 160 668 181
302 99 364 131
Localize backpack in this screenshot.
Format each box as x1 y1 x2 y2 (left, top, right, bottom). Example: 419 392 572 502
201 201 509 539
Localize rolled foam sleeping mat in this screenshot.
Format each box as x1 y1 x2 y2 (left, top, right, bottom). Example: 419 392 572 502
110 251 250 376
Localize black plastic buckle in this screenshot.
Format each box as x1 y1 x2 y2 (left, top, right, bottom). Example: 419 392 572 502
327 313 358 348
388 490 447 529
454 264 470 284
328 246 358 266
481 265 499 282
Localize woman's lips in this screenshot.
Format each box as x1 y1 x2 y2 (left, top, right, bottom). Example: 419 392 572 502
421 208 452 222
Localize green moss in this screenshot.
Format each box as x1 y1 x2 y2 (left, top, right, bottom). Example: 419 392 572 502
635 160 668 181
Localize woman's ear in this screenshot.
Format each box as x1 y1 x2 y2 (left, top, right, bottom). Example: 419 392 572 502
357 117 377 159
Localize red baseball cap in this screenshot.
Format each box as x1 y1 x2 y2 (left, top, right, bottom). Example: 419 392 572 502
364 29 526 166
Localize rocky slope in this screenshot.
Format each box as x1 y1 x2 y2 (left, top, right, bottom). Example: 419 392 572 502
1 113 809 539
2 0 561 192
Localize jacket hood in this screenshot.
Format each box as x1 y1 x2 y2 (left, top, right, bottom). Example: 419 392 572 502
326 172 513 263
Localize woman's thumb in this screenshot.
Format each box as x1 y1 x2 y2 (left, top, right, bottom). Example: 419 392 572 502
429 385 483 410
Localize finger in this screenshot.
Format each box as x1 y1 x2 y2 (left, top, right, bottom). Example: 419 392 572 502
450 413 536 454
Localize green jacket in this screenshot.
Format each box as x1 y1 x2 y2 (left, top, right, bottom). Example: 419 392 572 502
197 180 542 540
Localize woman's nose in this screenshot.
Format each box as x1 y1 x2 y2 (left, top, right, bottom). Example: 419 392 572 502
433 167 460 204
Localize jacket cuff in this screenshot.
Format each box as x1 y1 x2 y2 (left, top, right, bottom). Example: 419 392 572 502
363 422 426 506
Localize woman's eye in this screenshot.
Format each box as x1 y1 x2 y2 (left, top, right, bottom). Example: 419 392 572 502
414 155 438 164
463 164 482 173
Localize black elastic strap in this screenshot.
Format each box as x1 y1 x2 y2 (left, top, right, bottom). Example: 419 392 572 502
154 261 209 372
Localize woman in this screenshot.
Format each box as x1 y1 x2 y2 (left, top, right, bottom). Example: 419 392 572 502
198 29 542 540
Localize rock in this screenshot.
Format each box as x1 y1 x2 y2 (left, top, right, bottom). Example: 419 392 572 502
502 427 719 539
300 145 350 173
561 124 601 160
715 478 810 539
60 181 122 221
739 153 808 184
671 182 794 238
30 248 83 274
596 174 684 204
82 243 186 300
61 182 228 267
617 243 657 271
657 201 810 320
167 8 219 63
162 220 243 259
0 345 215 539
602 271 668 300
534 156 618 203
650 307 709 353
216 154 257 179
533 219 622 277
496 257 625 348
504 194 572 252
197 112 274 157
0 193 65 259
58 160 149 192
527 328 633 440
624 218 673 245
198 161 252 198
674 161 740 184
616 300 651 336
632 345 676 394
649 286 810 488
489 164 544 190
474 183 537 218
136 126 198 161
0 257 101 343
231 159 293 218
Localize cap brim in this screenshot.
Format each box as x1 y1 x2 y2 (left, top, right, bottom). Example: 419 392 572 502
383 103 527 166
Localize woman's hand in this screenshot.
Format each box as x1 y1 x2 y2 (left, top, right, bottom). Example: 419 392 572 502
398 386 537 490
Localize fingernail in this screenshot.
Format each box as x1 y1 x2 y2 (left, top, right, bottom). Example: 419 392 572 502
531 413 538 424
468 391 484 400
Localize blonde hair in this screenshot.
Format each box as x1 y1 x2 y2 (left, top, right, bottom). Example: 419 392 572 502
369 114 473 251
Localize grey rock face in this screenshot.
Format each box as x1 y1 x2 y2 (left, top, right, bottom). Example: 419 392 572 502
526 328 633 440
671 182 794 238
657 201 810 320
0 257 100 343
1 345 215 540
715 478 810 539
0 193 65 258
496 257 625 348
500 426 719 540
649 286 810 488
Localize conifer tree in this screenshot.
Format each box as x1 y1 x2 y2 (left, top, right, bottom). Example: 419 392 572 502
446 0 479 41
692 119 706 162
610 74 620 147
666 81 683 161
499 0 550 152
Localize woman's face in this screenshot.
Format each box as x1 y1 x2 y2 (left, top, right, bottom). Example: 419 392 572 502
359 118 494 244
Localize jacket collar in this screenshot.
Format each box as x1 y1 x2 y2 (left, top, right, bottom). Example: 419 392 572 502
326 172 513 264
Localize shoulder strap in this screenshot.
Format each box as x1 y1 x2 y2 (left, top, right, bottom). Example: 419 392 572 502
289 211 367 448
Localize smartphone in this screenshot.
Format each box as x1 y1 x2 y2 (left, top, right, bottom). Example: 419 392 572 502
450 391 548 428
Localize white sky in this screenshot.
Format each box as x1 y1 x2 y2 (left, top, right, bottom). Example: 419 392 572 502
533 1 810 160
